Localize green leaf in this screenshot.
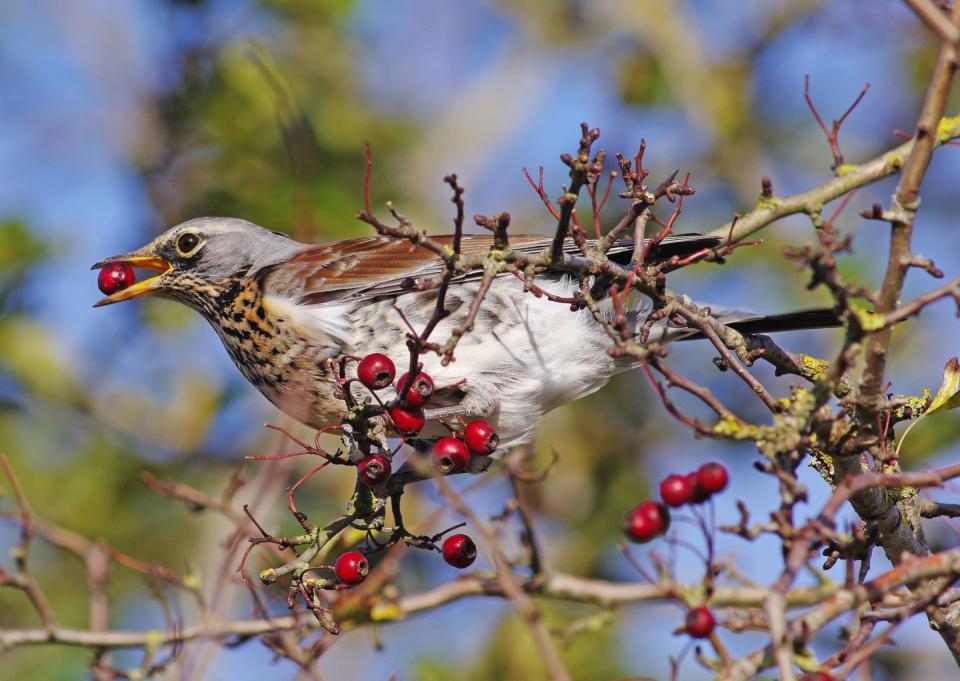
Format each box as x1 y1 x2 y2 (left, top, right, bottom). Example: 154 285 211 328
926 357 960 415
897 357 960 457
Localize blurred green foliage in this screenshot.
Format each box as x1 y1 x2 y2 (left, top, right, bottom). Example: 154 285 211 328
143 1 410 239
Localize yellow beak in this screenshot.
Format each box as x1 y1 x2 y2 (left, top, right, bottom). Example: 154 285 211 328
91 251 172 307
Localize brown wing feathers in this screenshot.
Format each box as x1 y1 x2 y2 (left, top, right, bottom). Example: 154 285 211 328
276 233 720 306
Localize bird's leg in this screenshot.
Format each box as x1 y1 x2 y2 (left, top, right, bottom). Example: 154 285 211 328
384 489 412 542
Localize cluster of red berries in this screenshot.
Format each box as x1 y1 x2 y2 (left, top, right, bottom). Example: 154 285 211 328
659 462 729 508
97 262 136 295
357 353 431 436
622 500 671 543
430 419 498 474
333 533 476 586
622 462 729 543
353 353 500 481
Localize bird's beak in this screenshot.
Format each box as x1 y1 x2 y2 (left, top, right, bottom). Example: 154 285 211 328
91 247 173 307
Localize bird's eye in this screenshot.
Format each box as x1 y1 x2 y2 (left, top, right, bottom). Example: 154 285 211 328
176 232 201 255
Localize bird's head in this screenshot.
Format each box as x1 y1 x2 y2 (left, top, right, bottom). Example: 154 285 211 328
92 217 302 313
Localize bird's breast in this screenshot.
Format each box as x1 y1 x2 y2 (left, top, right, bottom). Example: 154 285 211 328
209 286 345 428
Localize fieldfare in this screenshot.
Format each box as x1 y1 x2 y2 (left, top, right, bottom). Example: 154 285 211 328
93 218 837 450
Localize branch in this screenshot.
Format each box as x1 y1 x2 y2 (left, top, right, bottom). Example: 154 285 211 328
725 546 960 681
861 4 960 409
0 571 837 650
551 123 601 263
904 0 960 44
709 116 960 244
432 475 574 681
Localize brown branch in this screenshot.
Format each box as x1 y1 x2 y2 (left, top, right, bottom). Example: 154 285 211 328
141 472 247 526
775 461 960 597
904 0 960 44
709 116 960 244
432 475 573 681
551 123 600 263
675 310 780 413
508 464 543 575
0 455 55 630
866 275 960 330
841 9 960 662
0 571 837 651
803 74 870 169
861 6 960 411
725 546 960 681
922 501 960 518
522 166 561 219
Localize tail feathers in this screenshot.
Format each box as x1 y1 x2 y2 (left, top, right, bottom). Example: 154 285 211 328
676 308 841 341
726 308 842 335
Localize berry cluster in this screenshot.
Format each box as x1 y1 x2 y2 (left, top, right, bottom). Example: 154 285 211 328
354 353 499 481
658 462 729 508
620 462 731 644
311 353 490 589
621 462 729 544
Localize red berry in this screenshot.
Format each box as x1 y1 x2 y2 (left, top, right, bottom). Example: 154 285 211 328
432 437 470 474
685 606 715 638
357 454 391 486
800 674 834 681
388 405 425 436
463 420 499 455
659 473 695 507
686 472 710 504
396 371 434 407
696 462 729 496
97 262 136 295
622 501 670 543
334 550 369 585
441 533 477 568
357 353 396 390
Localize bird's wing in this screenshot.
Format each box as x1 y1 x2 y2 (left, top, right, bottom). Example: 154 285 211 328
265 233 719 306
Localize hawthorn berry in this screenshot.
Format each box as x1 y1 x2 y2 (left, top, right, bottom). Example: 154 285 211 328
659 473 695 507
334 550 369 585
357 454 391 486
685 472 710 504
432 437 470 474
396 371 434 407
357 353 396 390
442 533 477 568
696 462 729 496
97 262 136 295
388 405 425 436
622 500 670 543
685 606 715 638
463 420 499 455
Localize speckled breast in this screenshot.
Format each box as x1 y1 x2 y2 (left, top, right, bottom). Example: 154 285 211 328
207 279 345 429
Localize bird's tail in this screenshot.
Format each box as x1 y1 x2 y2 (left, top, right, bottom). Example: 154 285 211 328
677 307 842 340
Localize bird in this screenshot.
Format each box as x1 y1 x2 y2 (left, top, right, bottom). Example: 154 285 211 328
93 217 838 452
